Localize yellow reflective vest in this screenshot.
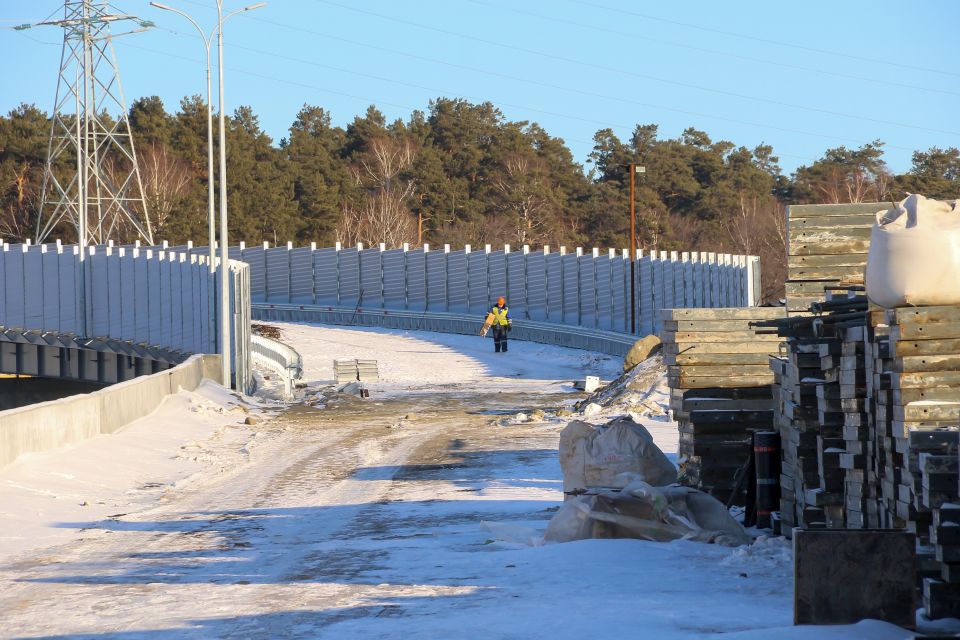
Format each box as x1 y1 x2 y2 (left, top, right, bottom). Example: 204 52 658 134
490 306 510 326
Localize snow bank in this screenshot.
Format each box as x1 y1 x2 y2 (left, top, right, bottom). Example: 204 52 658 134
0 381 268 561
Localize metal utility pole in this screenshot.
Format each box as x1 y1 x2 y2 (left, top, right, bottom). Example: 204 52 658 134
149 2 216 275
28 1 154 247
151 1 264 387
216 0 231 388
216 1 265 387
628 164 645 334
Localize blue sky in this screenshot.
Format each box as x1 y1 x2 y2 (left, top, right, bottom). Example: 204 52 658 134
2 0 957 174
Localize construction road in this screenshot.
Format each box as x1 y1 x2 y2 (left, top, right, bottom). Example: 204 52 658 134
0 326 807 639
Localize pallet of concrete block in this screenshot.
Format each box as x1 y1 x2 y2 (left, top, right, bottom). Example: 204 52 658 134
785 202 882 314
661 307 786 389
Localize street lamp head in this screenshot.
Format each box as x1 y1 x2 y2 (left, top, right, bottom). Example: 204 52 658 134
149 2 174 10
243 2 267 10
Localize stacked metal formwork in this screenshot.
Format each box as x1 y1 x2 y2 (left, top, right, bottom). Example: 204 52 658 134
661 307 785 504
769 199 960 619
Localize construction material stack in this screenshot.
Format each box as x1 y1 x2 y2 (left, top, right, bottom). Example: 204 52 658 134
926 451 960 619
356 359 380 382
771 333 831 531
334 359 359 384
864 311 891 529
772 197 960 620
333 358 380 384
879 308 960 530
785 203 880 314
756 293 868 534
661 307 785 504
838 323 872 530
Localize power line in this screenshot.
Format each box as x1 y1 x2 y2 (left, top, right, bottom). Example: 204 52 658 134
236 16 914 153
466 0 960 98
120 41 423 115
240 37 912 151
312 0 960 138
123 33 824 163
569 0 960 80
7 12 913 166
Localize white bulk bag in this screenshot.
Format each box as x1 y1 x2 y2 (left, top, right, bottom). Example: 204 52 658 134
865 194 960 308
558 416 677 493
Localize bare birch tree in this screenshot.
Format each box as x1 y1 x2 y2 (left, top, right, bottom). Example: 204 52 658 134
138 143 192 237
336 136 418 247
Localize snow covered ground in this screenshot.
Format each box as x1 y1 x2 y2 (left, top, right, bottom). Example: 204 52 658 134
0 324 919 638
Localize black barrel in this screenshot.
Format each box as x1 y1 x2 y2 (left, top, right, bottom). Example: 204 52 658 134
754 431 781 529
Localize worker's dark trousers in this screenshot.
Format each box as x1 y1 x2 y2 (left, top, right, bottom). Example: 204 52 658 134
493 326 509 353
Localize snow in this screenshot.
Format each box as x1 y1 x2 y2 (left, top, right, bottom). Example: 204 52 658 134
0 381 273 561
0 323 930 638
280 323 623 393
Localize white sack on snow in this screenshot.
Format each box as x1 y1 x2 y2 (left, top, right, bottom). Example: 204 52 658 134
544 479 751 547
559 416 677 494
866 193 960 308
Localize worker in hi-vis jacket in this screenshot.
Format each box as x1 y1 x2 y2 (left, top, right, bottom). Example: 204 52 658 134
490 296 512 353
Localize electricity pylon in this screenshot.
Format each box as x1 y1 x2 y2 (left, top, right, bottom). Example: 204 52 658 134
25 1 154 246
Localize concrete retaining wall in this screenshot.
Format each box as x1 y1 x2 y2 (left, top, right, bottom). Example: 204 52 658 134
0 353 221 468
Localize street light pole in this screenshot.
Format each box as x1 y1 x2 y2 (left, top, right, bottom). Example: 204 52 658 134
628 163 645 334
152 1 264 388
149 3 216 275
215 0 230 388
149 2 218 376
215 0 266 389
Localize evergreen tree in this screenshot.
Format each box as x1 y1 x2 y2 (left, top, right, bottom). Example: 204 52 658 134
283 104 351 244
224 105 298 243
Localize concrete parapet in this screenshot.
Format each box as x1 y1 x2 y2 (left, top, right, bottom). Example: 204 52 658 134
98 368 176 435
0 354 222 469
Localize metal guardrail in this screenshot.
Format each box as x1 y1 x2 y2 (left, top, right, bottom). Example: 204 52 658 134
251 303 638 357
250 333 304 398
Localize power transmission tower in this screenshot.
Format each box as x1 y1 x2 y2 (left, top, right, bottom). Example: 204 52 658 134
28 1 154 246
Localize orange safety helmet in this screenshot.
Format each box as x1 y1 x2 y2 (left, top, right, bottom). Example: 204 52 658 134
497 296 506 306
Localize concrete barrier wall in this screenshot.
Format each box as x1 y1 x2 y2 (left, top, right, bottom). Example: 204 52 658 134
0 354 221 469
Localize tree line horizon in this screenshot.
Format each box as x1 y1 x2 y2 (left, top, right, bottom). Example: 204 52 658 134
1 95 957 302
